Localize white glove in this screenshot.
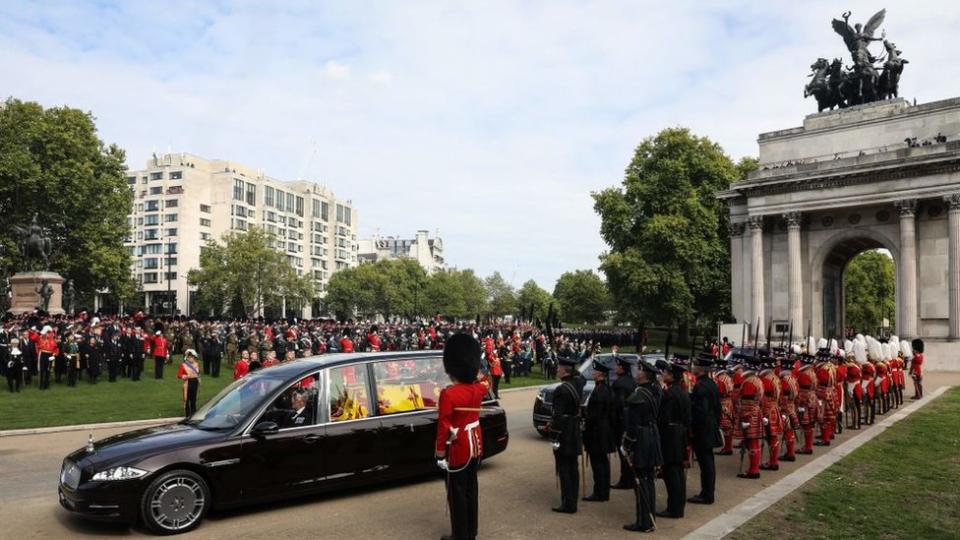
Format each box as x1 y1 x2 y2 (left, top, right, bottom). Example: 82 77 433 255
551 441 561 451
436 459 449 471
763 417 769 426
782 414 788 423
798 407 806 414
875 378 882 387
741 422 750 430
620 445 628 457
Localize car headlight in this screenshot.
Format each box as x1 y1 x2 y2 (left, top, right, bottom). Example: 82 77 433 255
91 466 148 481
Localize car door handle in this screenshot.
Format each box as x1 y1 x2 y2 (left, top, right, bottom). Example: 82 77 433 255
303 434 320 443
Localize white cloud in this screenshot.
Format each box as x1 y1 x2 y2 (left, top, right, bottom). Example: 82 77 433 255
1 1 958 290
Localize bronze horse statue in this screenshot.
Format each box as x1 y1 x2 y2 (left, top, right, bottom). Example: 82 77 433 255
12 214 53 271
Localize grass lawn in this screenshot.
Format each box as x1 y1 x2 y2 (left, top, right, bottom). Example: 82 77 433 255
0 355 235 430
730 387 960 540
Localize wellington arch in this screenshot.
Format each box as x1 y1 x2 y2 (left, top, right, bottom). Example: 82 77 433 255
719 98 960 370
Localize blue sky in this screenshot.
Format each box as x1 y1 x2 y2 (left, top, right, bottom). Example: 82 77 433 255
2 1 958 290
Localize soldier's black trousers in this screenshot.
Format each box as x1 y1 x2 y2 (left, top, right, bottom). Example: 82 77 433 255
446 459 478 540
108 362 117 382
588 451 610 500
631 467 656 530
616 447 636 486
67 366 77 387
202 356 211 375
184 378 199 417
555 453 579 512
211 357 221 378
693 446 716 502
154 356 164 379
662 463 686 517
7 374 20 392
39 352 53 389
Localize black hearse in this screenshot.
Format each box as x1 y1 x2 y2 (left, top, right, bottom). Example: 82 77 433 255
59 351 508 534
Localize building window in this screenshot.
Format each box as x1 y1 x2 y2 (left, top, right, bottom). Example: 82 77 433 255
286 192 295 213
164 213 177 223
141 177 148 184
296 196 304 217
165 199 178 208
144 215 160 226
200 218 211 227
233 179 244 201
143 272 158 284
275 190 285 210
170 171 183 180
144 257 159 269
164 272 177 281
150 172 163 180
144 243 162 254
145 200 160 212
127 176 137 185
167 243 178 254
165 228 178 237
144 229 159 240
200 204 211 213
164 257 177 267
246 182 256 206
201 232 212 241
149 186 162 195
265 186 275 207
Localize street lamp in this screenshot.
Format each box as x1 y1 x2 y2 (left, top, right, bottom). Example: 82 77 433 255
166 240 173 316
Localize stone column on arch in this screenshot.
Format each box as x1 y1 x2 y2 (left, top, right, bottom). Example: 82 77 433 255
728 222 747 324
784 211 803 337
945 194 960 339
895 199 919 339
748 215 766 343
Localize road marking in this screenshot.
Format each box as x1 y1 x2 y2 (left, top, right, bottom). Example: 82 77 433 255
683 385 952 540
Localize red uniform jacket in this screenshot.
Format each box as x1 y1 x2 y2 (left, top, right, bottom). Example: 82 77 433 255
340 338 355 353
739 374 764 440
910 353 924 378
367 333 381 352
435 382 486 468
760 372 783 436
152 336 169 358
233 360 250 380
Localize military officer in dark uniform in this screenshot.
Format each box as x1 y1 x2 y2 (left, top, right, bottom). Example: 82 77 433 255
548 355 584 513
622 359 662 533
583 359 614 502
611 356 638 489
657 361 691 519
688 353 722 505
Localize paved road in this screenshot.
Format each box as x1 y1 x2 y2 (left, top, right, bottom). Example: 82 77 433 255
1 373 957 539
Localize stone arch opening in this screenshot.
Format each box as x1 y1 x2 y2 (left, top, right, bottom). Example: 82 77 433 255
812 229 899 339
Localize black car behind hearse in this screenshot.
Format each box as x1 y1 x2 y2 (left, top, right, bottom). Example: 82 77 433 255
59 351 509 535
532 353 666 436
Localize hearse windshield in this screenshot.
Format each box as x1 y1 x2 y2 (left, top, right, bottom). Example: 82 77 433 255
186 375 287 430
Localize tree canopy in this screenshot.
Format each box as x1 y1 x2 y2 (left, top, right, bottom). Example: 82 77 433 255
844 250 896 335
593 127 749 327
516 279 553 322
187 227 314 318
0 98 134 303
325 258 427 320
484 272 517 317
553 270 610 324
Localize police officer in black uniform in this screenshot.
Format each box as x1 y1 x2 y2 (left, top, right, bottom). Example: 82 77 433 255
549 355 584 514
611 356 638 489
622 359 662 533
583 359 614 502
657 361 691 519
688 353 722 505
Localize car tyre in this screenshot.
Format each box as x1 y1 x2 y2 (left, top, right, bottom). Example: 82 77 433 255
140 469 210 535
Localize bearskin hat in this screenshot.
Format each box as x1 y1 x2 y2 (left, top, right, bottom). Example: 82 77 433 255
443 332 481 383
911 338 924 354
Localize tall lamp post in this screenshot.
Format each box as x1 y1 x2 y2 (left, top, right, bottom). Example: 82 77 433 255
166 240 174 316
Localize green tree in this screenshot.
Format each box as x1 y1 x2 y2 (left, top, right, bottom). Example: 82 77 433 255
844 250 896 335
593 127 745 328
455 269 487 317
188 227 313 318
484 272 517 317
553 270 610 324
324 259 427 320
0 98 134 303
516 279 552 321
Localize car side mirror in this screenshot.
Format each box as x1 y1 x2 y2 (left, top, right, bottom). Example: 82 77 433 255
251 421 279 438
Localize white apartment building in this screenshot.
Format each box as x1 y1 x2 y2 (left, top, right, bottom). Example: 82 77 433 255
124 152 358 317
357 230 446 274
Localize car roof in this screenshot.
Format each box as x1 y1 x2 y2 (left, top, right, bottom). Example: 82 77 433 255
252 350 443 381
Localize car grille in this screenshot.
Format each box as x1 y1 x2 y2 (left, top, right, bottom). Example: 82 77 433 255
61 460 81 490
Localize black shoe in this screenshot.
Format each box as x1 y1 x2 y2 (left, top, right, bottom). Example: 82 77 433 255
655 511 682 519
760 463 779 471
737 472 761 479
551 506 576 514
797 448 813 455
715 449 733 456
611 482 633 490
814 440 831 446
687 495 714 504
582 494 607 502
623 523 656 533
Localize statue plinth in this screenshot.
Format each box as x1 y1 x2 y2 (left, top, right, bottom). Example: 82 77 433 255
9 271 65 315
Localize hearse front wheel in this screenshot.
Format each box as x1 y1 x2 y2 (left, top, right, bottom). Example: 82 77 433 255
140 469 210 535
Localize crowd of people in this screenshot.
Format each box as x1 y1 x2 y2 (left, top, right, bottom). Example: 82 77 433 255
0 309 639 398
547 332 927 533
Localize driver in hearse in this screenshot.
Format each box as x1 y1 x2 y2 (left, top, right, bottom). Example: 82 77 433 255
281 391 312 428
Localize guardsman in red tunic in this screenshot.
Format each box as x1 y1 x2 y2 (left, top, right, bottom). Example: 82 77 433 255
737 359 764 479
32 325 59 390
731 361 745 446
845 357 862 430
778 357 800 462
909 339 924 399
339 330 355 353
861 360 877 425
815 351 836 445
759 359 783 470
367 326 381 352
833 354 847 434
796 356 820 454
714 359 735 455
435 334 486 540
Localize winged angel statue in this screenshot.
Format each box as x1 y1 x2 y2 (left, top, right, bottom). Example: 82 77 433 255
804 9 907 111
